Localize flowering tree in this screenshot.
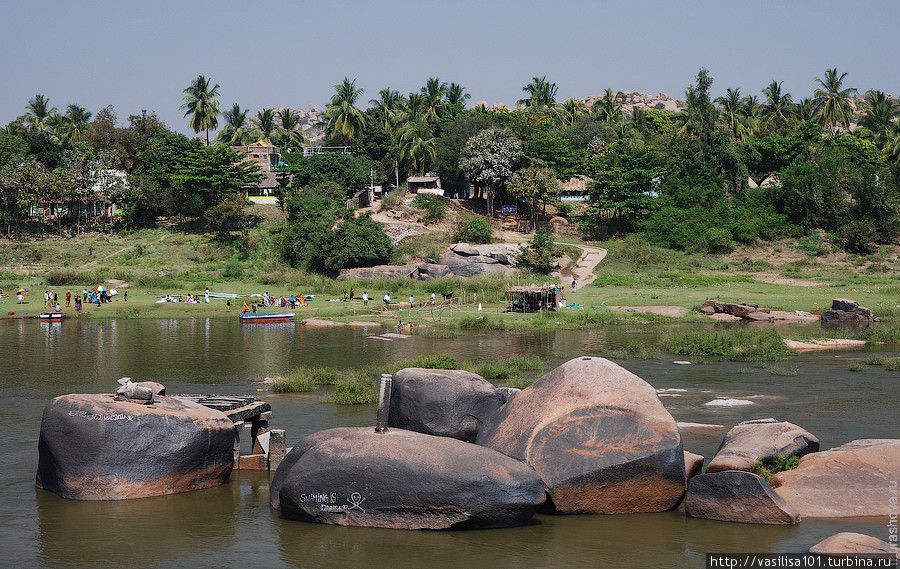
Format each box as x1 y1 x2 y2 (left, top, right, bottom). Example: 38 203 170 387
459 128 524 215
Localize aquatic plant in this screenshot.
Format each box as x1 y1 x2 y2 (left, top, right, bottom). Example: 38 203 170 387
392 354 460 370
884 358 900 371
327 378 377 405
663 328 792 362
866 324 900 344
848 363 865 372
752 454 801 482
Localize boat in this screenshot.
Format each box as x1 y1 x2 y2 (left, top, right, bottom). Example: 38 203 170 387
39 312 65 321
239 312 295 323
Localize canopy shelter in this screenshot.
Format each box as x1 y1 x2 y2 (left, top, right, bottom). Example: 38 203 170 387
505 285 559 313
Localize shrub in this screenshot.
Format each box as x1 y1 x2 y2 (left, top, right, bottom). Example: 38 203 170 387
314 216 395 275
411 194 446 224
515 228 562 275
46 269 101 286
379 186 408 211
453 215 492 244
885 358 900 371
393 354 460 370
222 257 244 280
848 363 865 372
839 219 878 254
327 378 377 405
752 454 801 482
272 367 343 392
457 314 507 330
135 274 182 290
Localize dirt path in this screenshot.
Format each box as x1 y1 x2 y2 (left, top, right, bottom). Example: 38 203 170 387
84 232 170 268
560 243 607 290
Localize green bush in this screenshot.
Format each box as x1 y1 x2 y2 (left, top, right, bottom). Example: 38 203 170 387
222 257 244 279
327 378 377 405
839 219 878 254
411 194 446 224
453 215 492 244
272 367 344 392
393 354 460 370
379 186 408 211
46 269 102 286
752 454 801 482
885 358 900 371
663 328 792 361
515 229 561 275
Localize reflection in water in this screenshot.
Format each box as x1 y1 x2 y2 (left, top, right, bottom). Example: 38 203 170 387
1 319 896 568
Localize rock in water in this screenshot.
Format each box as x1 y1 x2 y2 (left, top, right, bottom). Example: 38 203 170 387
271 427 545 529
706 418 819 473
36 394 235 500
388 368 503 441
771 439 900 518
684 451 704 482
476 356 685 513
685 471 798 524
809 533 899 559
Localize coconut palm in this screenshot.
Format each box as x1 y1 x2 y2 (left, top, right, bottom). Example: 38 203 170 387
562 98 586 126
446 83 470 107
324 77 366 142
858 90 899 149
24 94 58 131
276 108 305 151
592 89 623 123
181 75 220 144
420 77 447 122
60 104 92 142
794 98 817 122
740 95 763 136
368 88 404 133
762 80 794 132
715 88 745 139
813 68 857 132
254 108 277 143
397 116 437 174
518 76 559 109
216 103 251 144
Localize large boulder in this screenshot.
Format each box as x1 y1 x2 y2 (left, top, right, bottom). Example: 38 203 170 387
706 418 819 473
685 471 799 524
36 393 235 500
476 356 685 514
809 533 899 559
388 368 504 441
772 439 900 518
270 427 545 529
822 298 875 323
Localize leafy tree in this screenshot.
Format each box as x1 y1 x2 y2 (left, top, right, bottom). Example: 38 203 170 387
716 88 746 140
453 215 492 243
507 165 558 224
181 75 220 144
445 83 470 111
397 116 437 174
592 89 623 124
434 112 497 196
813 68 857 132
284 183 344 224
204 194 251 239
411 193 446 224
255 108 277 143
313 215 394 275
59 104 93 142
459 128 524 213
325 77 365 143
857 90 899 149
680 68 718 160
170 144 262 216
217 103 251 145
282 152 373 197
515 228 561 274
368 88 404 133
0 156 54 232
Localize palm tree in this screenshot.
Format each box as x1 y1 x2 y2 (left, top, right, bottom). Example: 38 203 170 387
593 89 623 123
858 90 899 148
741 95 763 136
420 77 447 122
181 75 221 144
795 98 817 122
813 68 857 132
446 83 470 107
24 94 58 131
255 108 277 143
397 116 437 174
562 98 586 126
518 76 558 109
762 80 794 132
276 108 305 151
60 104 92 141
216 103 250 144
715 88 745 139
369 88 404 133
324 77 366 142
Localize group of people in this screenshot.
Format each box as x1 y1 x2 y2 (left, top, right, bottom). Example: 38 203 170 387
260 291 308 309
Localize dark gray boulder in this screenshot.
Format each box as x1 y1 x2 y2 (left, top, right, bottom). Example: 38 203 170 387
37 393 235 500
685 471 799 524
476 356 686 514
707 418 819 473
822 298 875 323
270 427 546 529
388 368 503 441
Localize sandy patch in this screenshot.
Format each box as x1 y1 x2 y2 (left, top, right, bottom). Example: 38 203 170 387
707 313 742 322
607 305 689 318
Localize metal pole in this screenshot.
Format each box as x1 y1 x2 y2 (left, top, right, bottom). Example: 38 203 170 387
375 374 392 433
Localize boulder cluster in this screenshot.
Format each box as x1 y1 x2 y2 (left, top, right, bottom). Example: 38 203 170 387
821 298 876 323
337 243 520 280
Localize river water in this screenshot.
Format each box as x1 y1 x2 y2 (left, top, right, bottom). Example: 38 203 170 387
1 318 896 568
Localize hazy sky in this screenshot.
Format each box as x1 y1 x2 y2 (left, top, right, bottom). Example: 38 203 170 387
2 0 898 133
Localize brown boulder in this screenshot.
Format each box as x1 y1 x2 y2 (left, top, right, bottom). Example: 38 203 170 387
685 471 799 524
37 394 234 500
684 451 704 482
707 418 819 473
809 532 899 559
772 439 900 518
476 356 685 514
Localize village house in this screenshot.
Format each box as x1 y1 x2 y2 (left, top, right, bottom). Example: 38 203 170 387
30 169 126 220
231 140 283 202
407 174 443 196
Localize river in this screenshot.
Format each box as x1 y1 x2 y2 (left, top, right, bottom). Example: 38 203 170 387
1 318 896 568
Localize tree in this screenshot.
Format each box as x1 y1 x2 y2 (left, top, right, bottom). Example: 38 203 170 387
397 116 437 174
282 152 373 197
325 77 365 143
170 144 262 216
368 88 404 134
217 103 250 145
459 128 524 214
507 165 559 224
60 104 92 142
761 80 794 133
813 68 857 132
434 112 497 196
181 75 220 144
514 228 561 274
420 77 447 122
0 156 54 233
593 89 623 124
716 88 745 139
314 216 394 275
24 95 58 131
453 215 492 243
562 99 586 127
858 90 899 149
445 83 470 110
518 76 559 110
204 194 251 239
680 68 718 159
255 108 277 143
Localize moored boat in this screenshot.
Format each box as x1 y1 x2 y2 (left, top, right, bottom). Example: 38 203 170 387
239 312 295 323
39 312 65 321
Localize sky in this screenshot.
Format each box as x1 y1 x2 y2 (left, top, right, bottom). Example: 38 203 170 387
1 0 898 134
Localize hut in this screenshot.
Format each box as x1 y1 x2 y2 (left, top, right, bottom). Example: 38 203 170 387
505 285 559 313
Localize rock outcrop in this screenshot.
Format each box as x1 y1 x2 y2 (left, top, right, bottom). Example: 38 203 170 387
684 451 704 482
700 300 773 322
809 532 899 559
37 393 235 500
772 439 900 518
270 427 546 529
388 368 504 441
338 243 520 280
476 356 685 514
685 471 799 524
706 419 819 473
822 298 875 323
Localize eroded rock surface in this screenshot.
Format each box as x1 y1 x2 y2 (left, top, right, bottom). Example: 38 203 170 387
685 471 798 524
707 419 819 473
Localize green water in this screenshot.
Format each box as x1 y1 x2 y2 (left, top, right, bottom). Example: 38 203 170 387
1 318 896 568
